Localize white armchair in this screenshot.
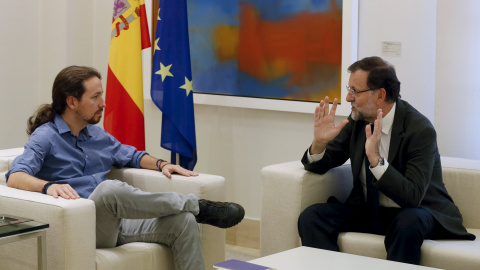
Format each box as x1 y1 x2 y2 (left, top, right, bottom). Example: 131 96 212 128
0 148 226 270
260 158 480 270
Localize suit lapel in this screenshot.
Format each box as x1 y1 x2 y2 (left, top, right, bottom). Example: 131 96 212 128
388 100 406 162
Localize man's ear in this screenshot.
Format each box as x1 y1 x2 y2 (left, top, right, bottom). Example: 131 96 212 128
66 96 78 110
376 88 387 104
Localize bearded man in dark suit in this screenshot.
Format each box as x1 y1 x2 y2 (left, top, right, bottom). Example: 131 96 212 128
298 56 474 265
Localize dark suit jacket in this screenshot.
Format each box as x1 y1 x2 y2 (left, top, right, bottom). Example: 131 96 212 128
302 99 474 240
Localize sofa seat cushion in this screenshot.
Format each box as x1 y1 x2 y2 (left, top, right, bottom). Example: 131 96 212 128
338 229 480 269
96 242 174 270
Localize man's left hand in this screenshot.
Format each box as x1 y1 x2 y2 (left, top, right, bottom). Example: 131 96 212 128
365 109 383 167
161 163 199 178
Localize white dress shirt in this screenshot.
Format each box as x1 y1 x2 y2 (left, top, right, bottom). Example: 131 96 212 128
307 102 400 208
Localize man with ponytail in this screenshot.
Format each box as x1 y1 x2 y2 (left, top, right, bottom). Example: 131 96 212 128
5 66 244 270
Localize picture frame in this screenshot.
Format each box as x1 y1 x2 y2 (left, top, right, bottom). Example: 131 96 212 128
192 0 358 115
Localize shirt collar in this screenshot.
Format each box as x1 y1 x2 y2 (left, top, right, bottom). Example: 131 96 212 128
54 114 71 135
54 114 91 139
381 102 396 135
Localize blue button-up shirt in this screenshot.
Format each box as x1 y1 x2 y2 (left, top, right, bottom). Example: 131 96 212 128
6 114 147 198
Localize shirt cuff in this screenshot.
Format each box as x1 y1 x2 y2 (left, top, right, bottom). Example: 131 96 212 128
370 159 389 180
307 148 325 163
131 151 149 168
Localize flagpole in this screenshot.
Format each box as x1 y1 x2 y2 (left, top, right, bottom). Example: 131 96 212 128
169 152 180 165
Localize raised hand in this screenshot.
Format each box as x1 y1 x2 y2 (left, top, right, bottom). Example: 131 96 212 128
365 109 383 167
310 96 349 154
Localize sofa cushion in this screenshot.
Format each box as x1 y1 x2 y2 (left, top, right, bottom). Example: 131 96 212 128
441 159 480 229
338 229 480 270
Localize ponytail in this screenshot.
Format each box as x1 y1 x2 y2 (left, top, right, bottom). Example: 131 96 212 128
27 104 55 135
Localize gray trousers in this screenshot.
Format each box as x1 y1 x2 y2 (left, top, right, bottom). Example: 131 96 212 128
88 180 206 270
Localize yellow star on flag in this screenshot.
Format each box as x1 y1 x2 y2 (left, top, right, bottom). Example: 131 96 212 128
158 8 161 20
179 77 194 96
154 38 160 54
155 62 173 82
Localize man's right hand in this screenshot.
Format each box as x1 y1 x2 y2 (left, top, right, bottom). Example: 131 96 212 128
310 96 349 154
46 183 80 200
7 172 80 200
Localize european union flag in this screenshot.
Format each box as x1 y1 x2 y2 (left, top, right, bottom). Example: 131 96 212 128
151 0 197 170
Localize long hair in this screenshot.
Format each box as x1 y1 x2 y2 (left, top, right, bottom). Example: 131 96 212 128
27 66 102 135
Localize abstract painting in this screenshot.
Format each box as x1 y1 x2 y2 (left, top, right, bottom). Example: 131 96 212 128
187 0 343 103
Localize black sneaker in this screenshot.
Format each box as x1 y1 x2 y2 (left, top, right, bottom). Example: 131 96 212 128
196 199 245 228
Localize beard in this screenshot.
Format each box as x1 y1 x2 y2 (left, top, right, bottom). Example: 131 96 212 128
86 115 101 125
351 102 377 122
83 109 103 125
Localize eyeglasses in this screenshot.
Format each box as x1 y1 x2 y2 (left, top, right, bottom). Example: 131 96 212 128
346 85 378 97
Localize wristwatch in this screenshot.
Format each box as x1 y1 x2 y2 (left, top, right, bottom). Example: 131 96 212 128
378 157 385 166
42 181 55 194
370 157 385 168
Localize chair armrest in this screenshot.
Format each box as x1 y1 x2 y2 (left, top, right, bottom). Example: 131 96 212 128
260 161 353 256
108 168 226 201
108 167 227 267
0 147 24 185
0 185 96 270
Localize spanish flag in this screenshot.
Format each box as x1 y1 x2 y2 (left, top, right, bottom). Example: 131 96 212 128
104 0 151 150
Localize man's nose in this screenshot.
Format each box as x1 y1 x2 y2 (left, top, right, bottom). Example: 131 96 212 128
346 91 354 102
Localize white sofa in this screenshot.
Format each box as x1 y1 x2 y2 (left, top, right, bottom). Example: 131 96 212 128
261 157 480 270
0 147 225 270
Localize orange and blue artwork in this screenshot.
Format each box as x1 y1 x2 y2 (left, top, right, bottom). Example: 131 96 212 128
188 0 343 102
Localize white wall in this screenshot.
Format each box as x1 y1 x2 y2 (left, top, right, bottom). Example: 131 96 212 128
1 0 479 220
0 0 110 149
357 0 437 122
435 0 480 159
0 1 40 148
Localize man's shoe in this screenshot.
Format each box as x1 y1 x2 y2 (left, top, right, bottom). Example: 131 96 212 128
196 199 245 228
